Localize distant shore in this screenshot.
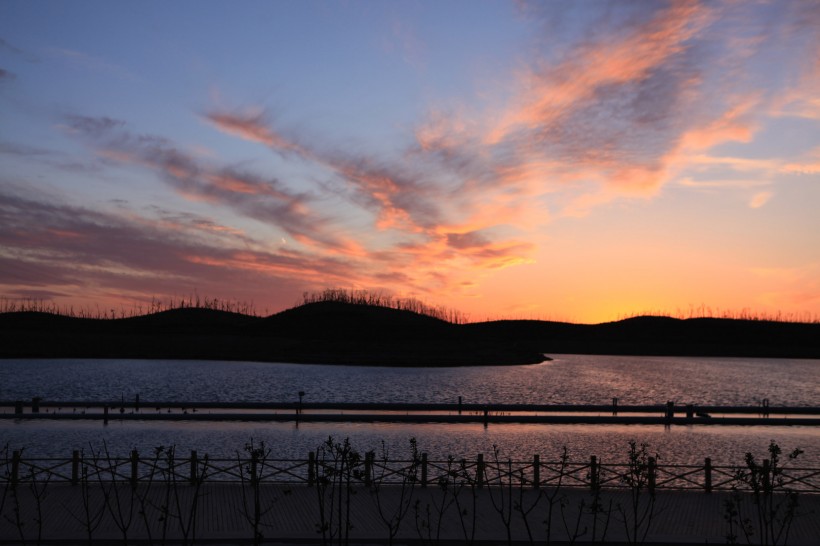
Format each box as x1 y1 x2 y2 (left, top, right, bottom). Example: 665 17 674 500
2 301 820 365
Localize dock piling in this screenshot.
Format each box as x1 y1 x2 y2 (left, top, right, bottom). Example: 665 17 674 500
32 397 41 413
14 400 22 415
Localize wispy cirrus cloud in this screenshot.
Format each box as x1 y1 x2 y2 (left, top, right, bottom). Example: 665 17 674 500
54 110 535 303
0 38 39 62
403 4 714 218
198 0 818 298
63 114 344 249
0 186 364 308
204 110 307 155
204 107 538 277
749 191 773 209
205 109 442 231
49 47 139 81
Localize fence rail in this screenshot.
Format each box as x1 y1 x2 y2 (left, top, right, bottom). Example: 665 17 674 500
4 450 819 493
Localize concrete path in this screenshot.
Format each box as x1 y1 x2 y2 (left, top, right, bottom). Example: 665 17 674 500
1 483 818 544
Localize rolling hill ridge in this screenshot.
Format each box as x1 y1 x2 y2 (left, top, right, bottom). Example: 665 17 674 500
1 301 819 365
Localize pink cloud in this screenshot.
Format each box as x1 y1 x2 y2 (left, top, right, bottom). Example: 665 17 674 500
190 1 817 306
486 2 712 146
64 115 342 248
201 107 542 292
0 187 374 310
749 191 773 209
205 110 307 155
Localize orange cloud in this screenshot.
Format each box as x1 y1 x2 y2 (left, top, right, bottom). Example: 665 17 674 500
749 191 773 209
205 110 306 155
676 95 760 152
192 1 817 308
781 147 820 175
487 2 712 145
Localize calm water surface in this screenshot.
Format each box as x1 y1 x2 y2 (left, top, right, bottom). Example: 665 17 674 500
1 355 818 464
2 354 819 405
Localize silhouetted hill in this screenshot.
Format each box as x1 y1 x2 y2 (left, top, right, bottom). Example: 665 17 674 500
464 315 820 358
0 303 540 365
1 303 819 365
249 301 454 340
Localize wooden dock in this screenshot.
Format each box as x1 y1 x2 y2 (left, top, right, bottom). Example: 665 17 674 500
4 399 820 426
1 483 819 544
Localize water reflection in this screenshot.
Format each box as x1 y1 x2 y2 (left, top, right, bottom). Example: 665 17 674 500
2 420 818 467
3 355 818 464
1 355 819 406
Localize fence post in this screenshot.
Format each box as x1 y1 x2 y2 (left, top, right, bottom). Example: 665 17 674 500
533 454 540 489
364 451 373 486
130 449 139 488
648 456 656 494
704 457 712 493
476 453 484 488
308 451 315 486
11 450 20 488
190 450 198 484
251 451 259 488
590 455 599 491
421 452 428 488
72 450 80 485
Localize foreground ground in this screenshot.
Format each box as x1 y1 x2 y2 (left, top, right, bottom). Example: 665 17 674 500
1 483 818 545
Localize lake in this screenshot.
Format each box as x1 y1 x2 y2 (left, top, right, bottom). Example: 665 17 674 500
1 355 819 465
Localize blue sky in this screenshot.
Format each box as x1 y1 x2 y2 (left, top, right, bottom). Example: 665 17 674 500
1 1 819 322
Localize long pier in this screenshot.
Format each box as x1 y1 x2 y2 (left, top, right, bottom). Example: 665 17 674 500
2 398 820 425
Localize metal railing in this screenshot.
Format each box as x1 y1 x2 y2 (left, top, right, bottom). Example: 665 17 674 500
4 449 819 493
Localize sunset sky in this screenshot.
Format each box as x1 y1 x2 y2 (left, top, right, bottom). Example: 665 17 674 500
1 1 819 323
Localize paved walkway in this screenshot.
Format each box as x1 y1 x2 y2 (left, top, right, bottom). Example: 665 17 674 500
1 483 818 544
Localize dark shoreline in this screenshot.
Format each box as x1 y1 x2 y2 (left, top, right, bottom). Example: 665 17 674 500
2 301 820 365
